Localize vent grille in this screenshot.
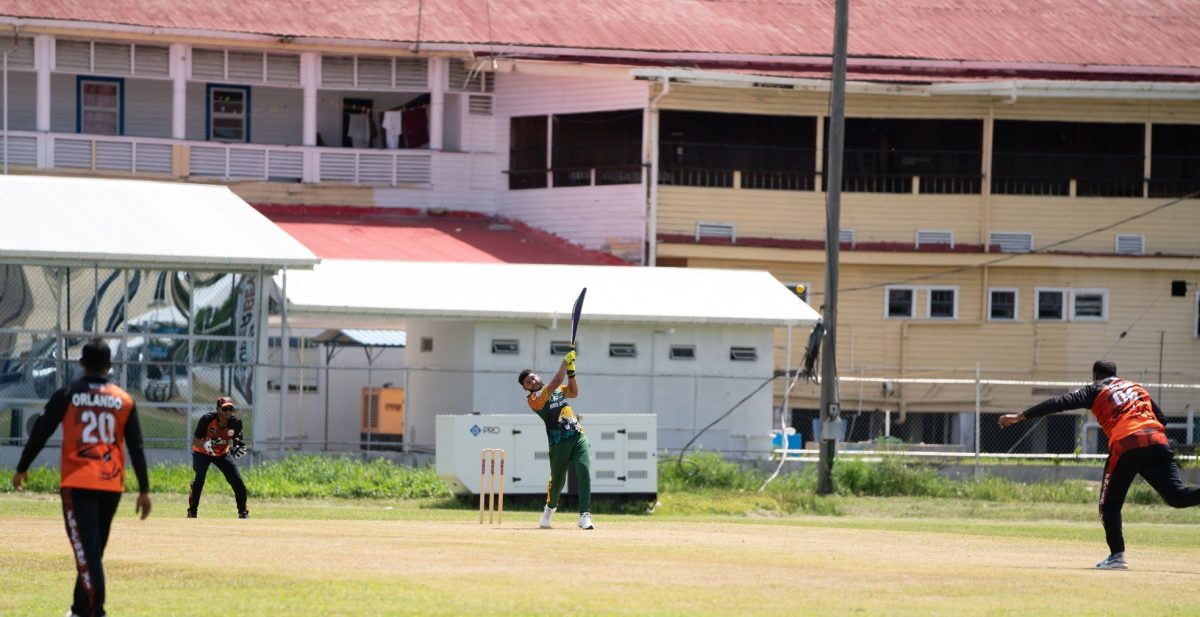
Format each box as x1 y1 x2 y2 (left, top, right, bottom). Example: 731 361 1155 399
596 470 616 480
628 451 648 460
990 232 1033 254
696 222 735 242
839 229 855 246
468 95 494 116
627 431 648 441
1115 234 1144 255
628 470 649 480
600 432 616 441
916 230 954 248
534 451 550 460
596 451 616 460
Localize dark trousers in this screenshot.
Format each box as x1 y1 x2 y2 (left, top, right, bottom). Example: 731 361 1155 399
188 450 248 514
1100 444 1200 554
60 487 121 617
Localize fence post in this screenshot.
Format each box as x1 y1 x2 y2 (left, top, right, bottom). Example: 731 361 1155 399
974 362 981 478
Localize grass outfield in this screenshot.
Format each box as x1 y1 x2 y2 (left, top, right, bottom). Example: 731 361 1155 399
3 493 1200 616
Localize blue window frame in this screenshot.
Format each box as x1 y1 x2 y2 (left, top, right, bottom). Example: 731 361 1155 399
76 76 124 135
205 84 251 142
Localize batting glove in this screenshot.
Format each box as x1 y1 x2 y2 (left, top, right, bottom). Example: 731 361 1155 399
202 440 216 456
563 349 576 372
230 439 247 460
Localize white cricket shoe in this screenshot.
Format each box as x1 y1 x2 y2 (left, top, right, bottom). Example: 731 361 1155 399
1095 553 1128 570
578 511 594 530
539 505 556 529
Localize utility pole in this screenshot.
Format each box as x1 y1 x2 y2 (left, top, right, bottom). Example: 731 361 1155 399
819 0 849 495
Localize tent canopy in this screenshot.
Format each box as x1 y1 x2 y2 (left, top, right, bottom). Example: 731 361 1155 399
0 176 319 270
313 328 407 348
283 260 819 327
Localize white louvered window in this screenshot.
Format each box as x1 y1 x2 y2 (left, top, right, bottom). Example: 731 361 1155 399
1115 234 1144 255
320 56 355 87
191 48 225 79
191 48 299 85
266 54 301 85
839 229 855 247
1071 289 1108 321
133 45 170 76
916 229 954 249
696 222 735 242
394 58 428 89
56 40 92 72
227 51 264 82
448 61 494 92
990 231 1033 253
92 42 131 74
5 37 35 70
79 79 121 135
356 56 393 87
729 347 758 362
468 95 493 116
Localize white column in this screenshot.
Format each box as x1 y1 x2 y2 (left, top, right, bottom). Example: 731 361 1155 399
300 52 319 182
169 44 188 140
428 57 445 150
34 34 53 168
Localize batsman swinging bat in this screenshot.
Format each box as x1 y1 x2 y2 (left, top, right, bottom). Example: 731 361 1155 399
570 287 587 348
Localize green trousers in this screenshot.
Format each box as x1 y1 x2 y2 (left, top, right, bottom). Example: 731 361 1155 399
545 433 592 513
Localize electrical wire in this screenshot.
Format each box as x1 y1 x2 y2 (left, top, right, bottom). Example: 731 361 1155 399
675 373 781 474
814 189 1200 296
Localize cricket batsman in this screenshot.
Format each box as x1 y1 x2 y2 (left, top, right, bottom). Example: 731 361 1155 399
518 348 594 530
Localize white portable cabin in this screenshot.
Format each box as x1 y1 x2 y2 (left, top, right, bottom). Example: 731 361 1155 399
282 260 819 456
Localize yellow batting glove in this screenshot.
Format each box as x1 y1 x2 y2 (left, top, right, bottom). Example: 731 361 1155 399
563 349 576 372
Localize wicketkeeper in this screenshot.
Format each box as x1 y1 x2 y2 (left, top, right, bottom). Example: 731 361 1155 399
519 349 594 530
187 396 249 518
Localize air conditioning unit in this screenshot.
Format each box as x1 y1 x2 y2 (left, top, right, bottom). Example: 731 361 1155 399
361 387 405 449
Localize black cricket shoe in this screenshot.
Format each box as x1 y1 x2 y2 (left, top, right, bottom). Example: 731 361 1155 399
186 510 197 519
238 511 249 519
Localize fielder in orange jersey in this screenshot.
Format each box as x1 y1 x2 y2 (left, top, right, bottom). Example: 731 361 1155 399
12 338 151 617
1000 360 1200 570
187 396 249 518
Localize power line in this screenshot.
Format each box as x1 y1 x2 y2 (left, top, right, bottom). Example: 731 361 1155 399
816 188 1200 295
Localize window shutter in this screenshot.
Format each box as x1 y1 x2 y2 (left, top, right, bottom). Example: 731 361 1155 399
133 45 170 76
93 42 132 74
191 48 225 79
55 39 92 73
265 53 301 85
321 56 355 87
227 51 264 82
448 61 494 92
7 38 35 70
989 232 1033 253
394 58 428 89
357 56 392 87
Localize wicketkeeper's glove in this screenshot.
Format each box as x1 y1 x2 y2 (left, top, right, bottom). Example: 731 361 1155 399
202 440 216 456
230 439 247 460
563 349 576 373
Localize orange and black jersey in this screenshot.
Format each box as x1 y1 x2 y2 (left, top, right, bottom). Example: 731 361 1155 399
17 377 149 493
192 412 244 457
1023 377 1166 447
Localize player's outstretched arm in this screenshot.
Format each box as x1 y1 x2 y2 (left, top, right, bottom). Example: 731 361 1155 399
545 352 572 393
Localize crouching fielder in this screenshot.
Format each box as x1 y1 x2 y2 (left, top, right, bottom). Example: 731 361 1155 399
518 349 594 530
1000 360 1200 569
188 396 249 519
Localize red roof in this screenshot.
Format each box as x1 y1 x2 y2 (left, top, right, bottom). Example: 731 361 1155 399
257 205 628 265
4 1 1200 77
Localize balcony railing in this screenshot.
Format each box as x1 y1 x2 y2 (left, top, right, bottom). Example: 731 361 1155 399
841 149 981 194
1150 155 1200 198
506 141 644 189
992 152 1143 197
1 130 438 187
660 142 816 191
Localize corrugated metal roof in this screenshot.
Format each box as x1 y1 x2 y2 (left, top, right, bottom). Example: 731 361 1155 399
3 1 1200 73
0 176 319 269
313 328 407 347
282 259 820 327
262 207 627 265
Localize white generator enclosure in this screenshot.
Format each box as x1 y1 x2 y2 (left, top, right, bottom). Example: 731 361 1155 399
436 414 657 497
